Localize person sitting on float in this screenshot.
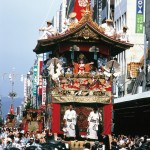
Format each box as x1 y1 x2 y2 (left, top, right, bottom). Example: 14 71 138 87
61 12 78 34
73 54 94 74
117 25 129 42
39 20 57 39
67 12 78 26
100 19 115 38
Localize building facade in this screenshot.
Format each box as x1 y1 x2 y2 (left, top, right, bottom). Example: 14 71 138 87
113 0 150 135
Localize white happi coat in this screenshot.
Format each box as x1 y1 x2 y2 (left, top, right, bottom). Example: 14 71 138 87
87 111 102 140
101 23 115 37
40 25 56 39
118 31 129 42
63 109 77 137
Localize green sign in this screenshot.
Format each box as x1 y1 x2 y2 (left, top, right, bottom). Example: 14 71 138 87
136 14 144 33
136 0 144 33
33 65 38 96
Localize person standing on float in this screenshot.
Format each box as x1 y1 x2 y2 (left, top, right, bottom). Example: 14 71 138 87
87 107 102 140
63 104 77 140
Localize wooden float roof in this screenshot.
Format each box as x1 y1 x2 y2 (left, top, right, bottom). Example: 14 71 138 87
34 8 133 56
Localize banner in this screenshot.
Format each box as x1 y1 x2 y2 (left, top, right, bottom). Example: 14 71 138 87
136 0 144 33
42 78 47 105
73 0 90 20
24 77 27 98
33 65 38 96
38 61 43 95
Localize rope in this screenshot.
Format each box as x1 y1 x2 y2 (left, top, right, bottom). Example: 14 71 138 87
40 0 55 28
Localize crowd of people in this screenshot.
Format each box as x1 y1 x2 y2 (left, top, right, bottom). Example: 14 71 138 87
111 134 150 150
0 128 46 149
0 127 69 150
0 126 149 150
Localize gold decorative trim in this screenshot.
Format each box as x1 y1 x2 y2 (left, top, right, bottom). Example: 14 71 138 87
75 25 99 39
53 95 111 104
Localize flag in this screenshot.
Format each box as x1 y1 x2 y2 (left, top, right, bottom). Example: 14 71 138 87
73 0 90 20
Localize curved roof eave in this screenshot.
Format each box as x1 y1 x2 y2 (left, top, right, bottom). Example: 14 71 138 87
34 21 133 54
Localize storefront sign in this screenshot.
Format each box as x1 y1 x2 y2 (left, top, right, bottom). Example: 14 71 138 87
136 0 144 33
33 65 38 96
42 78 47 105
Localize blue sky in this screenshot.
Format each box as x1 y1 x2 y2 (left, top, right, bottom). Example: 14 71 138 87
0 0 62 98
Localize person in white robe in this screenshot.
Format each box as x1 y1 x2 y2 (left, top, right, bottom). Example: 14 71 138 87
60 12 78 34
100 19 115 38
67 12 78 25
39 20 57 39
87 107 102 140
63 105 77 139
117 25 129 42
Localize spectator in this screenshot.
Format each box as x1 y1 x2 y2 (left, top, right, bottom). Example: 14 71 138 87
84 142 91 150
0 139 3 150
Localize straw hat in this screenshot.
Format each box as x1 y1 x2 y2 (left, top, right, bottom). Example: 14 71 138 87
123 25 128 29
69 12 77 18
106 19 113 22
46 20 52 24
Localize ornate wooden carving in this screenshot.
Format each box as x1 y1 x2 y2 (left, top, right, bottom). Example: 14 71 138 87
28 121 39 132
75 25 99 39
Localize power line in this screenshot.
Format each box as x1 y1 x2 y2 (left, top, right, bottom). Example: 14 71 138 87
40 0 55 28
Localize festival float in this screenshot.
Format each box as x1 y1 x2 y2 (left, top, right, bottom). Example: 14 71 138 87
5 83 17 128
32 5 133 137
22 108 43 132
6 104 16 128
